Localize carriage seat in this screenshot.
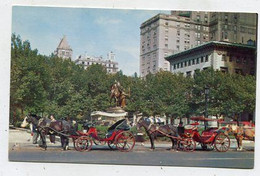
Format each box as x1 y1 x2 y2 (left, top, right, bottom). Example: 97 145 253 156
106 119 130 138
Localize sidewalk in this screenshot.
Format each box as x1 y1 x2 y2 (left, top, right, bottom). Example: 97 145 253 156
9 128 255 151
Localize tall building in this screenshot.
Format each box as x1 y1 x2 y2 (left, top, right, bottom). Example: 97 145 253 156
140 11 257 77
54 35 73 59
75 52 119 74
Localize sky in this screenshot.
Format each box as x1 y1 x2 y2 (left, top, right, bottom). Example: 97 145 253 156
12 6 169 76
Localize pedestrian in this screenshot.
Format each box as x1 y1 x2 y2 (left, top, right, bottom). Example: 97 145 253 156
49 114 56 144
30 123 39 144
50 114 56 122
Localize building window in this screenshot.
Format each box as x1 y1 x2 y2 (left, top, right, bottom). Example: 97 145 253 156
181 62 183 68
192 59 195 65
165 22 168 26
196 58 200 64
222 55 226 61
176 45 180 50
225 15 228 22
177 30 180 36
174 64 176 69
188 60 191 66
184 61 187 67
176 39 180 43
196 15 200 22
201 56 204 62
224 32 228 39
204 17 208 23
205 55 209 62
165 44 168 47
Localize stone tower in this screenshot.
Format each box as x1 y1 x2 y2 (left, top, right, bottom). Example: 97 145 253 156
54 35 73 59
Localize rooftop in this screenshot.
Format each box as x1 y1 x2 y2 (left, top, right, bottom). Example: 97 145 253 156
165 41 256 61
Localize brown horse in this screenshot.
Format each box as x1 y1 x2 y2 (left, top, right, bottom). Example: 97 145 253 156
227 124 255 151
21 114 72 150
136 117 178 150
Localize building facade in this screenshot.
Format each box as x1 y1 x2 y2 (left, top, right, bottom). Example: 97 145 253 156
75 52 119 74
54 36 73 59
165 41 256 77
140 11 257 77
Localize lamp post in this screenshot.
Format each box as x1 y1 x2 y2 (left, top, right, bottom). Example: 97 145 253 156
204 86 209 130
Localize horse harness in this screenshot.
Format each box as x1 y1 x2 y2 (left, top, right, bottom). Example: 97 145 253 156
145 123 178 139
37 118 69 136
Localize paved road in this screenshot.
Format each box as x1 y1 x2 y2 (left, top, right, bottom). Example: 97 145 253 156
9 129 254 169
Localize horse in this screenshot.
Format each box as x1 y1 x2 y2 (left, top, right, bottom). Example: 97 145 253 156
136 117 178 150
21 114 72 150
226 124 255 151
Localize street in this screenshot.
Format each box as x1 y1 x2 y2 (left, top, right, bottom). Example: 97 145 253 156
9 129 254 169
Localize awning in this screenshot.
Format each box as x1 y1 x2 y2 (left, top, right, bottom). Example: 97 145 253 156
91 111 128 118
144 117 165 124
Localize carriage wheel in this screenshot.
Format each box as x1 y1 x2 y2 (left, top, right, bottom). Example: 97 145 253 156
177 138 196 152
107 141 116 150
75 136 93 152
214 133 230 152
115 131 135 152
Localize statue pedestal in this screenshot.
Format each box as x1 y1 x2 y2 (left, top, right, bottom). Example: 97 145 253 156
106 106 126 113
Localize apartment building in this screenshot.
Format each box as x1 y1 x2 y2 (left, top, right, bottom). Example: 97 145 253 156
140 11 257 77
75 51 119 74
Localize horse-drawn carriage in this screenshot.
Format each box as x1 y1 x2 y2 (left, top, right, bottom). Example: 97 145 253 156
181 116 231 152
21 115 135 152
72 119 135 152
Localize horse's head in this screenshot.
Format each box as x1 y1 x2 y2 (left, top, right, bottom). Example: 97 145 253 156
136 117 145 130
21 114 39 128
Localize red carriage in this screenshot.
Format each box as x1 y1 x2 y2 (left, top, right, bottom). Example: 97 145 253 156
180 116 230 152
71 119 135 152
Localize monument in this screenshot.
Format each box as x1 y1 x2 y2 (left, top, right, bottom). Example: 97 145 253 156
91 80 130 124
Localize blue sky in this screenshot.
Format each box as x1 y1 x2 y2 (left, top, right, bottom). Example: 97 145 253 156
12 6 169 75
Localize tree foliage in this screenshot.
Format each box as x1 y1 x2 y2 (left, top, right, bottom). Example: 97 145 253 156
10 34 256 125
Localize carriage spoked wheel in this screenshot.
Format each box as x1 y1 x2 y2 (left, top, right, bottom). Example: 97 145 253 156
115 131 135 152
177 138 196 152
214 133 230 152
75 136 93 152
